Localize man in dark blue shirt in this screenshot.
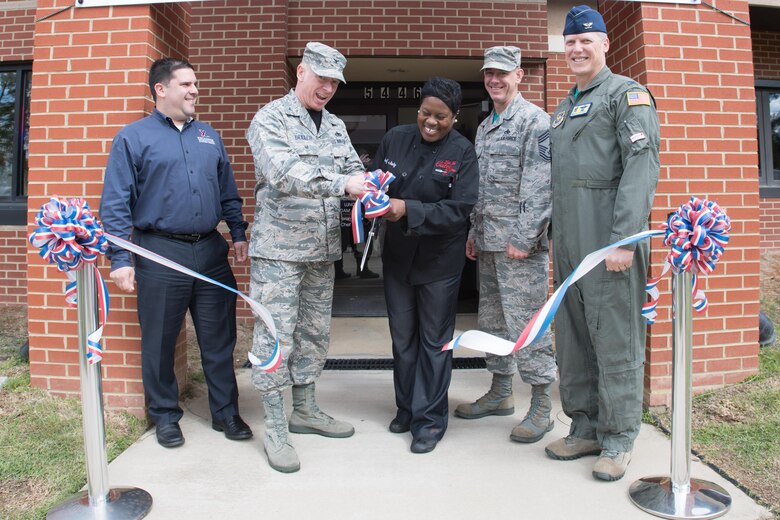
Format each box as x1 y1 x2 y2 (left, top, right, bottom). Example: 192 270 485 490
100 58 252 448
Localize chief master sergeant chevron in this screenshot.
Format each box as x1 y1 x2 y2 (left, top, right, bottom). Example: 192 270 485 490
246 42 366 473
546 6 660 482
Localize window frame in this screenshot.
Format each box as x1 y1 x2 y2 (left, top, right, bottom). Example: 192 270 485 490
0 62 31 225
757 79 780 199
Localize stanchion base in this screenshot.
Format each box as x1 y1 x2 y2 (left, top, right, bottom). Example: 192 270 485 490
47 487 153 519
629 476 731 520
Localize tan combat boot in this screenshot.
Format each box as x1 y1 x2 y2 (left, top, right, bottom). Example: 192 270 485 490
289 383 355 438
510 383 554 443
592 450 632 481
545 435 601 460
454 373 514 419
262 391 300 473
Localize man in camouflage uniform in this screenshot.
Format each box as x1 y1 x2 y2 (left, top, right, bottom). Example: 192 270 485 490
246 42 366 473
455 46 557 445
545 6 660 482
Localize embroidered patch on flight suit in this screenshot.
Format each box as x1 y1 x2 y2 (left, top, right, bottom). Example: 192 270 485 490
570 103 592 117
627 91 651 106
552 111 566 128
630 132 647 143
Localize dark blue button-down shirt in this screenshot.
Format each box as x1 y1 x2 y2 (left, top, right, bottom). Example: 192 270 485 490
100 108 247 269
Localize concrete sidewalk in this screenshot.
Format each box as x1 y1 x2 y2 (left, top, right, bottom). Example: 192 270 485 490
106 369 771 519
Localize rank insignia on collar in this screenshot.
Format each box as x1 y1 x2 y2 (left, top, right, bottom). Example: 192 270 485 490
570 103 592 117
552 111 566 129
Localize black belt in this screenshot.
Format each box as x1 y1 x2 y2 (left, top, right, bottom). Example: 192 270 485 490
144 229 217 243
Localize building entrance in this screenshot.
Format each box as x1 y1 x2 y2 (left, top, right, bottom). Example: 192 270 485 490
328 82 486 317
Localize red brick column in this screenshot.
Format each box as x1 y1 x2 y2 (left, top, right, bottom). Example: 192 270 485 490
27 0 190 417
602 0 760 406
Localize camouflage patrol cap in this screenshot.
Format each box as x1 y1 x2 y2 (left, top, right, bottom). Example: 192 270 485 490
481 46 521 72
302 42 347 84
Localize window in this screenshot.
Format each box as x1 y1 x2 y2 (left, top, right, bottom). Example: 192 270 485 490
0 63 31 224
757 80 780 198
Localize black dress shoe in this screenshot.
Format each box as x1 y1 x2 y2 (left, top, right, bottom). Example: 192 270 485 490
389 417 410 434
410 437 438 454
156 423 184 448
359 267 380 279
212 414 253 441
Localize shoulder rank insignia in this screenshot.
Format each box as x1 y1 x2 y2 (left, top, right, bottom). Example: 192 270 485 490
627 91 651 106
570 103 592 118
552 111 566 129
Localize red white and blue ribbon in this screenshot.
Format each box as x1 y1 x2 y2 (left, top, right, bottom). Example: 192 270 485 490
443 196 729 356
352 169 395 244
29 197 110 364
103 234 282 372
643 196 730 323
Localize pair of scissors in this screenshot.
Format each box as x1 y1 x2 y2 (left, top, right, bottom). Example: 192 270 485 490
360 218 378 272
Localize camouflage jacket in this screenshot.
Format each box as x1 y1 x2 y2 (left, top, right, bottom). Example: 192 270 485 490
246 90 364 261
470 93 552 254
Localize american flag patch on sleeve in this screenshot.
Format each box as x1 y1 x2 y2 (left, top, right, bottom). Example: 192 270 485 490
627 91 651 106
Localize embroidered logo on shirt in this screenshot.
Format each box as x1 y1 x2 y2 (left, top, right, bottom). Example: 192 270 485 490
630 132 647 143
570 103 592 118
434 160 458 175
627 91 651 106
496 129 519 142
384 158 397 168
197 129 215 145
552 111 566 129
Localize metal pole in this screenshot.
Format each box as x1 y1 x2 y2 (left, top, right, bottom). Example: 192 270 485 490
629 270 731 519
75 264 110 505
47 264 152 519
670 270 693 494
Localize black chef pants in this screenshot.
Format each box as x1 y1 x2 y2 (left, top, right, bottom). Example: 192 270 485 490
384 270 459 441
134 231 240 426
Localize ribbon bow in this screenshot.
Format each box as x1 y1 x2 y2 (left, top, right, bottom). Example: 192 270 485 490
352 169 395 244
29 197 110 364
643 196 730 323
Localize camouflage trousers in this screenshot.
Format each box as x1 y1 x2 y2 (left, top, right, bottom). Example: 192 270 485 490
250 258 334 394
478 251 557 385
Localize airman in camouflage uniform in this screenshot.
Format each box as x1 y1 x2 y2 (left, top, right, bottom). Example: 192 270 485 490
455 46 557 445
246 42 367 473
544 6 660 482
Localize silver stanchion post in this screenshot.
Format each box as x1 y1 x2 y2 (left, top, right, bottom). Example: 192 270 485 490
47 263 153 519
629 270 731 519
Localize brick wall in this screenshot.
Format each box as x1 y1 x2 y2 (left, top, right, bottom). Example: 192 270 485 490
287 0 548 59
545 52 572 113
0 227 27 304
0 3 34 60
752 29 780 80
0 4 35 304
27 0 190 416
602 0 760 406
760 199 780 250
753 28 780 251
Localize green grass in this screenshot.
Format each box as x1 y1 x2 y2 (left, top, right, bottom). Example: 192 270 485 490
688 345 780 518
0 355 146 520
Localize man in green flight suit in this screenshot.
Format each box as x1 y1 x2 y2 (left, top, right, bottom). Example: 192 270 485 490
546 5 661 482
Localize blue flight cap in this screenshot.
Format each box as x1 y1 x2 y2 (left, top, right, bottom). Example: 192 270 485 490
563 5 607 36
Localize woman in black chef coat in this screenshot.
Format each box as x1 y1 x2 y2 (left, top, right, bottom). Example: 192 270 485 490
371 77 478 454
